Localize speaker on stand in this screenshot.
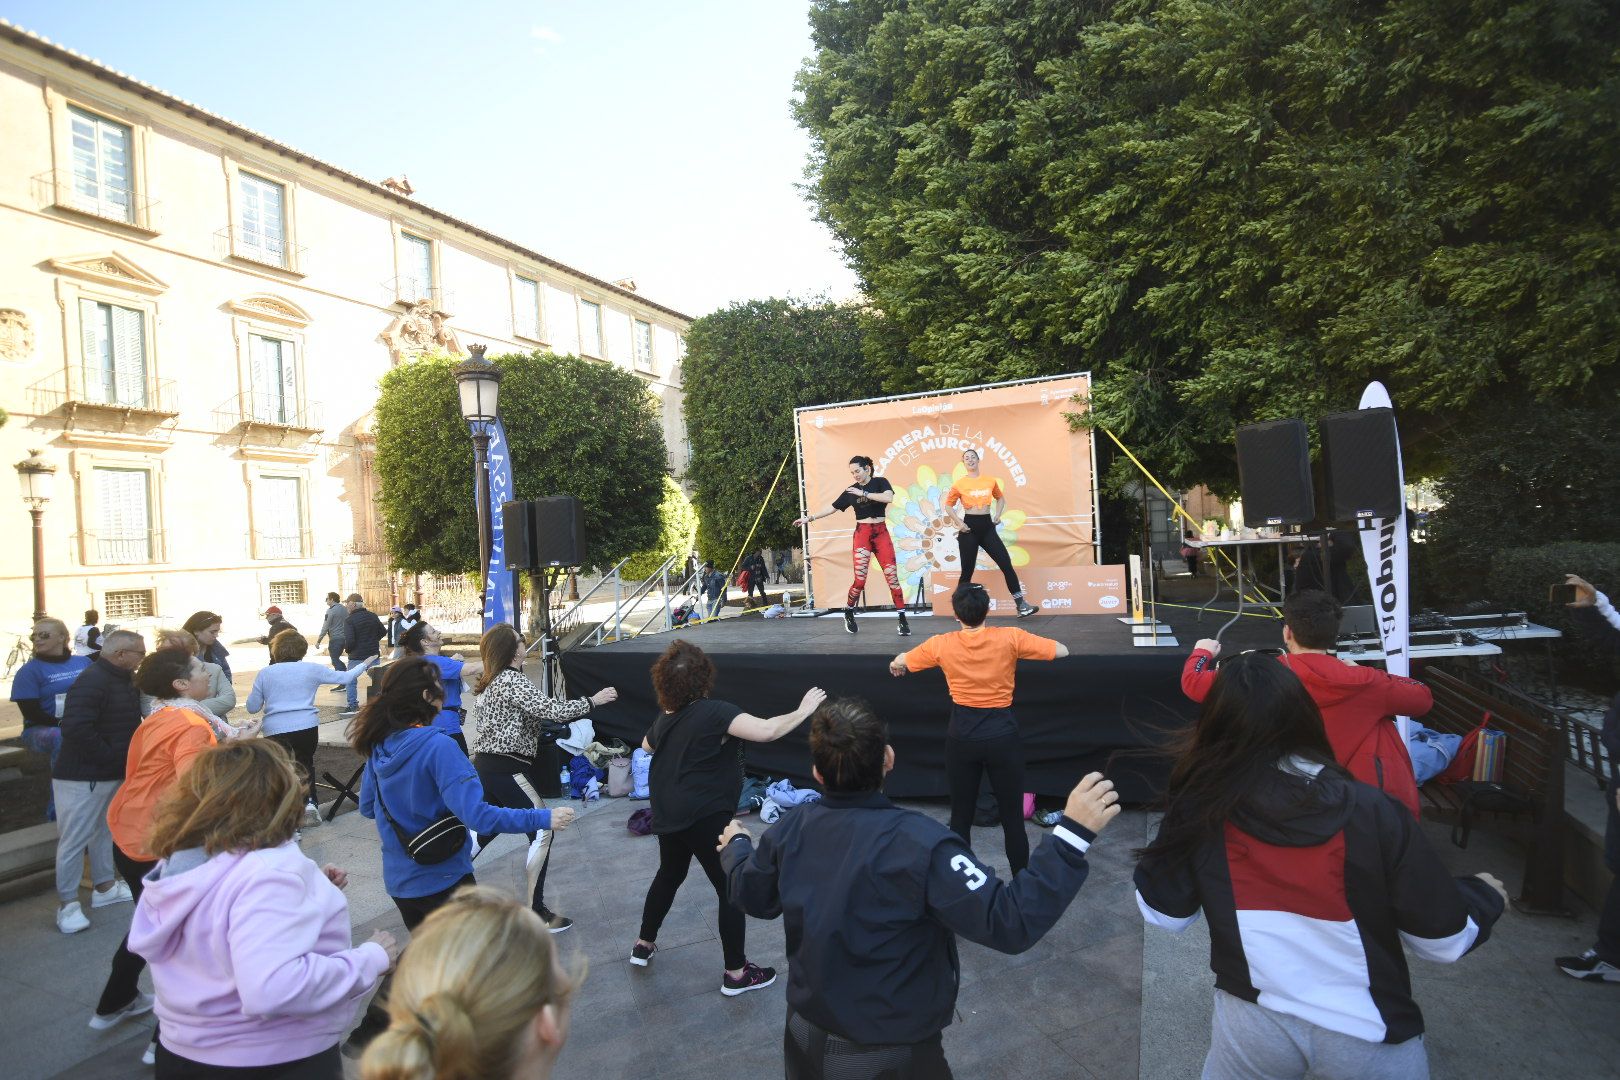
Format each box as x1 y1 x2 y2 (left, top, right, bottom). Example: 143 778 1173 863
501 498 587 696
1320 408 1402 524
1235 419 1315 527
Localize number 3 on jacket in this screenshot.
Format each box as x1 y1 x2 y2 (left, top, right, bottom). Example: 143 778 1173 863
950 854 988 891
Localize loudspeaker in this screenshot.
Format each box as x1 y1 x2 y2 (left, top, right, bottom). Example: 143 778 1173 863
502 501 539 570
1321 408 1402 522
1235 419 1315 526
532 496 586 568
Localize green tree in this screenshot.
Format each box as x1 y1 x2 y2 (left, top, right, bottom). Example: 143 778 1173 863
374 351 668 574
684 298 881 558
796 0 1620 488
622 475 700 579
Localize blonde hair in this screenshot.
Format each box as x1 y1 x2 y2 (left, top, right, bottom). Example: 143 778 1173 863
361 887 585 1080
146 740 305 858
157 628 199 653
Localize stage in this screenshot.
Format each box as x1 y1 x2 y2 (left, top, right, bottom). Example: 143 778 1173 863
558 601 1284 802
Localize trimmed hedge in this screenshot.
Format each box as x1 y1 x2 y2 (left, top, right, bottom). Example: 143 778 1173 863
1485 542 1620 682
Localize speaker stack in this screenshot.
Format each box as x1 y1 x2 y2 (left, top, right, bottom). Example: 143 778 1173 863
1235 419 1315 526
1232 409 1403 527
501 497 586 570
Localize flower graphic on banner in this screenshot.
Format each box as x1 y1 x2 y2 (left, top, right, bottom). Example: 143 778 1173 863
888 463 1029 575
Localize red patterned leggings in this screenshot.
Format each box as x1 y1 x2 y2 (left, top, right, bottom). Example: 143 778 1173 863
848 522 905 609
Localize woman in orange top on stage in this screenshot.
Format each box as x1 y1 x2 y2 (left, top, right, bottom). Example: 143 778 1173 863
945 448 1037 618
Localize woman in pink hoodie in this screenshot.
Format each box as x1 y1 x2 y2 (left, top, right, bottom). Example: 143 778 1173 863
129 739 401 1079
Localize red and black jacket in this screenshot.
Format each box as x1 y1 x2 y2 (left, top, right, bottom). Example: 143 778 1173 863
1135 762 1502 1044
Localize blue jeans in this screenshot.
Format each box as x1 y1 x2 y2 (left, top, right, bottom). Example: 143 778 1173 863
19 725 62 821
328 643 347 670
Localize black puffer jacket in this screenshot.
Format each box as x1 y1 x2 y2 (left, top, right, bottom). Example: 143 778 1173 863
55 657 141 781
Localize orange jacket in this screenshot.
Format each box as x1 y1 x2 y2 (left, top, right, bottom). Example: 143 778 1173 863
1181 649 1432 817
108 704 218 861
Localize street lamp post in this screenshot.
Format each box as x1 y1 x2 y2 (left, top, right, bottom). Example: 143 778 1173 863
14 449 57 622
452 346 502 615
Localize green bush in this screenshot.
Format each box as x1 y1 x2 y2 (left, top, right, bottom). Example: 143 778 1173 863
1484 542 1620 682
622 477 699 581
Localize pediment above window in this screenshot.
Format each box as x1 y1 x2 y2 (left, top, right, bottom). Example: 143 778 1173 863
45 252 169 295
226 293 312 328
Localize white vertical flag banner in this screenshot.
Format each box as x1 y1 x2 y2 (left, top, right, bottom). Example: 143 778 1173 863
1355 382 1413 743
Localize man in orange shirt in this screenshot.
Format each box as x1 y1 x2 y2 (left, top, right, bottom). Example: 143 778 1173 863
945 447 1037 617
889 583 1068 873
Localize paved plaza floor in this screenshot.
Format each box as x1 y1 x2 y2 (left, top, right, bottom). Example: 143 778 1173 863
7 770 1618 1079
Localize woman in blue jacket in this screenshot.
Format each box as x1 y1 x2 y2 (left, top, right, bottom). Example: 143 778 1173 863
348 658 573 929
395 622 482 756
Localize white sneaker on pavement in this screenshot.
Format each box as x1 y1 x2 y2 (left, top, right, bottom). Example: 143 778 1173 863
89 990 155 1030
57 901 90 933
302 801 323 828
91 879 133 908
142 1039 157 1066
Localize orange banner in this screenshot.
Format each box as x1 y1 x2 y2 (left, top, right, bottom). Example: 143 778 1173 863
797 375 1097 610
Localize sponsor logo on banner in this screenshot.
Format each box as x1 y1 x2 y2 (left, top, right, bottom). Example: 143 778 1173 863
1355 381 1412 743
930 565 1126 616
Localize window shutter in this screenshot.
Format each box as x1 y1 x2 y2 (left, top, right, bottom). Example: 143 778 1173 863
250 336 275 422
279 340 298 424
79 299 111 403
96 468 151 562
257 476 303 557
110 305 147 407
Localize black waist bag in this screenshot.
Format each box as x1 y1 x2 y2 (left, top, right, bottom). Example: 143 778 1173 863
370 762 468 864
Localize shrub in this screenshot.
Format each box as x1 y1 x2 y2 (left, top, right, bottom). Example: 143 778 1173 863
1485 542 1620 683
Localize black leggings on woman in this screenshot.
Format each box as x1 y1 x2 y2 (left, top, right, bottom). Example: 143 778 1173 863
471 752 551 912
639 808 746 970
268 728 319 807
97 845 158 1018
957 514 1024 597
945 735 1029 876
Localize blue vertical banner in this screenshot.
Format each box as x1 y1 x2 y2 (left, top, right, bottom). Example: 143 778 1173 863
474 418 516 630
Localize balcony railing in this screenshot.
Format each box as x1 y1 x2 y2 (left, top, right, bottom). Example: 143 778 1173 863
34 170 160 229
86 530 165 565
384 277 454 313
255 529 312 560
31 375 181 433
213 226 307 272
215 395 324 434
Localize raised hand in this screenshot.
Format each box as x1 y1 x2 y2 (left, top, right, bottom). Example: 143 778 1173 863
1063 772 1122 834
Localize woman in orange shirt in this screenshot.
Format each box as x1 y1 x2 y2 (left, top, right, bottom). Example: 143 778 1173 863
945 448 1036 617
90 647 254 1049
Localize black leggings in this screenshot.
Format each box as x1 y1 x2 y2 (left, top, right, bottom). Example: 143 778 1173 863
471 752 551 912
97 844 158 1018
392 873 477 931
785 1008 952 1080
156 1043 340 1079
639 808 746 970
957 515 1023 597
269 728 319 807
945 735 1029 875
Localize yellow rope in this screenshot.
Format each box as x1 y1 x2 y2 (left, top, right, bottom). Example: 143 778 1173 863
685 451 796 626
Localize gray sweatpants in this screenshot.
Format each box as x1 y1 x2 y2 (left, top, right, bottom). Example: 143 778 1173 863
53 778 120 903
1203 990 1428 1080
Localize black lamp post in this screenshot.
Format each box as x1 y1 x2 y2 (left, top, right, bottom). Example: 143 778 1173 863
15 449 57 621
452 346 502 614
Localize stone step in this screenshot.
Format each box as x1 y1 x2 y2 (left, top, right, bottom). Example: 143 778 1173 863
0 822 57 885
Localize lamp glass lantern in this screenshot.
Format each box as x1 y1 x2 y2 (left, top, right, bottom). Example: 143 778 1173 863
453 346 502 424
15 449 55 505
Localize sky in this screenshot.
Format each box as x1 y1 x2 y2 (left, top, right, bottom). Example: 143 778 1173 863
1 0 862 318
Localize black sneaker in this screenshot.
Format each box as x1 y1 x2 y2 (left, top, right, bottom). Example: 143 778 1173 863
1556 949 1620 982
897 610 911 637
843 609 858 635
1015 599 1038 618
630 941 657 967
721 961 777 996
537 906 572 934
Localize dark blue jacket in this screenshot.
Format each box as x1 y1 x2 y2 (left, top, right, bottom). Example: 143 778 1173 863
360 725 552 899
721 790 1096 1045
56 657 141 781
345 607 386 661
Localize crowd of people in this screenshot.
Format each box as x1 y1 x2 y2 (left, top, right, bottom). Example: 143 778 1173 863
4 570 1615 1079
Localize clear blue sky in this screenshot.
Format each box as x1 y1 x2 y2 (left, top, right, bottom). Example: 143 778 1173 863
2 0 860 317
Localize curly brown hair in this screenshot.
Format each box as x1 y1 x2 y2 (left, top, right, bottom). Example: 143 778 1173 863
270 628 309 663
650 638 715 713
147 740 305 858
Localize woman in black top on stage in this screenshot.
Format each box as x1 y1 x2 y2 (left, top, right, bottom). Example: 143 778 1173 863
630 638 825 996
795 454 912 637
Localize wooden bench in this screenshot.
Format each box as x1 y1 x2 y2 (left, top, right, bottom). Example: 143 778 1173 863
1419 665 1568 915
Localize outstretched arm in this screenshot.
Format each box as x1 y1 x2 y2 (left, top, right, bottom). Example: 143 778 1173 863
728 687 827 742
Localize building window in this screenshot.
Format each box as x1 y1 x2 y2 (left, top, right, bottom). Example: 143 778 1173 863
514 275 541 340
633 319 654 373
268 580 306 606
580 299 603 358
256 475 305 559
249 334 298 424
401 233 433 303
103 589 155 621
238 172 288 267
79 299 147 407
69 106 134 223
94 467 154 564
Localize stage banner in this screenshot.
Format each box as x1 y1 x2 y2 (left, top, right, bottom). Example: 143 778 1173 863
797 374 1096 610
1355 382 1412 742
472 418 516 631
928 564 1125 616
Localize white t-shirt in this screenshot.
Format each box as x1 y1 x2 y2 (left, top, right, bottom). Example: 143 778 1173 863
72 624 98 656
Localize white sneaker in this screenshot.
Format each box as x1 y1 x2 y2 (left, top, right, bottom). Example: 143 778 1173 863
57 901 90 933
142 1039 156 1066
302 801 323 828
91 880 133 908
89 990 155 1030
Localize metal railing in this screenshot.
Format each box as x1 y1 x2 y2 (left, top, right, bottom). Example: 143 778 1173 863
1447 664 1612 788
88 530 164 565
35 170 159 227
221 393 325 431
35 374 181 417
254 530 311 560
552 558 630 642
384 278 455 313
213 226 307 271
